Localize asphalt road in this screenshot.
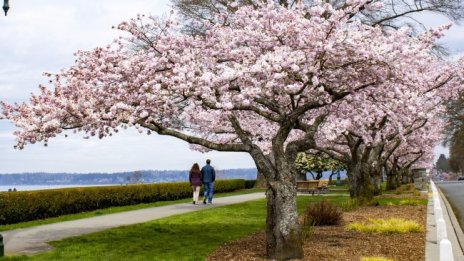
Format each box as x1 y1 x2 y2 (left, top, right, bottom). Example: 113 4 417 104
436 181 464 231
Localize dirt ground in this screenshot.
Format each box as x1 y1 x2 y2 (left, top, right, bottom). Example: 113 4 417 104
207 204 426 261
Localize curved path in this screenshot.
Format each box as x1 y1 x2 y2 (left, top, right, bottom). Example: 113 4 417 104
2 192 266 255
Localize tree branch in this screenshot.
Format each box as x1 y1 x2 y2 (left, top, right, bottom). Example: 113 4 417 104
139 120 250 152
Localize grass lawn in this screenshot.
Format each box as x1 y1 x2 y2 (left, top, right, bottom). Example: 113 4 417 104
2 195 350 261
328 183 349 189
0 188 265 232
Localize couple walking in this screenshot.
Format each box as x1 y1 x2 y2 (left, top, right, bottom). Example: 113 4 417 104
189 159 215 204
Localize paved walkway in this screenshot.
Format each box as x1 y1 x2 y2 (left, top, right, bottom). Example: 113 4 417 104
2 192 266 255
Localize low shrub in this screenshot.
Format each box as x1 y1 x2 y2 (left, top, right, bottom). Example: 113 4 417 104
301 220 315 239
398 199 423 206
395 183 417 195
357 197 380 207
340 198 379 211
361 257 393 261
404 183 415 191
0 179 245 225
244 180 256 189
347 218 423 234
303 200 342 226
340 199 360 211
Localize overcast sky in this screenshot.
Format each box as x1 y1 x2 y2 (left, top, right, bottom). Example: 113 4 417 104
0 1 460 173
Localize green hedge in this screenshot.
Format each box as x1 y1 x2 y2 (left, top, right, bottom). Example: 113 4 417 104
0 179 245 225
245 180 256 189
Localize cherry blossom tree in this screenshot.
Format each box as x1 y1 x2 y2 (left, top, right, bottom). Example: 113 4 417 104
2 1 462 259
385 118 443 189
295 152 345 180
314 77 458 198
172 0 464 36
173 0 464 189
310 25 463 198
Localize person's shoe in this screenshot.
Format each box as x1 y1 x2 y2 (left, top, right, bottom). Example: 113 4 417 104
203 198 207 204
208 202 212 204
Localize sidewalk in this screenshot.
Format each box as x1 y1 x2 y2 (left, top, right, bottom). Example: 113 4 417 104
426 188 464 261
2 192 266 255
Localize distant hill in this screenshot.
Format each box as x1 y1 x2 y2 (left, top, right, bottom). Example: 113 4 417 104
0 168 258 185
0 169 347 185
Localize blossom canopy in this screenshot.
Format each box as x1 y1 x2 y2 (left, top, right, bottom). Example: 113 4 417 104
1 1 461 158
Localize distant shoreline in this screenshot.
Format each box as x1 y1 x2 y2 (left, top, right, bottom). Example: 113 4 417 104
0 169 348 191
0 184 121 192
0 167 258 175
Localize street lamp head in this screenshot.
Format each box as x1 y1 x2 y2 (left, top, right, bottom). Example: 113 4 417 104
3 0 9 16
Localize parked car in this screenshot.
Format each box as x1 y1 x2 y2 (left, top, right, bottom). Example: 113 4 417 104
458 176 464 181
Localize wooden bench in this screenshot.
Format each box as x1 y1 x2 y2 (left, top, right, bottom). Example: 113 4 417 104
297 180 319 195
297 180 331 195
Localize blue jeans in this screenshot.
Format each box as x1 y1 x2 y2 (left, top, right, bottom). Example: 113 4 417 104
203 182 214 203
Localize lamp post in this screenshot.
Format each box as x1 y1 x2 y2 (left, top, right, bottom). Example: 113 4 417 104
3 0 9 16
1 0 10 255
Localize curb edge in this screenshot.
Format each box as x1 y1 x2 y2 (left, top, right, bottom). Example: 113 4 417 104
438 187 464 255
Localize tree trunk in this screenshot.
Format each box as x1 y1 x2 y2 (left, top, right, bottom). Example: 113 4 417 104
328 170 337 184
401 169 410 184
367 148 382 196
251 150 303 260
372 172 382 196
347 160 375 200
265 179 304 260
406 169 414 183
395 170 402 188
370 164 382 196
386 169 397 190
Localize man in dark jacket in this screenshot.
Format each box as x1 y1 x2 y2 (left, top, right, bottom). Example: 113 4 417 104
201 159 216 204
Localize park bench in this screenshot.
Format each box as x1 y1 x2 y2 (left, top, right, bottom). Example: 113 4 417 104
297 180 330 195
297 180 319 195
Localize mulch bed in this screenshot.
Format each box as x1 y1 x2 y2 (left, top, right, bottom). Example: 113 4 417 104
207 204 426 261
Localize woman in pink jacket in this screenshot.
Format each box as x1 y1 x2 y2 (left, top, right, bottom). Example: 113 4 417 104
189 163 202 204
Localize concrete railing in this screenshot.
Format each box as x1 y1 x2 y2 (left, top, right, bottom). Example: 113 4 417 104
430 181 454 261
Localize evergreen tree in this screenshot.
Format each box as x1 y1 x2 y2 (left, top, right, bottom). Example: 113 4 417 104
436 154 450 173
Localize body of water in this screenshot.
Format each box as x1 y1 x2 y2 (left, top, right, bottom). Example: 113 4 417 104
0 170 348 192
0 184 121 192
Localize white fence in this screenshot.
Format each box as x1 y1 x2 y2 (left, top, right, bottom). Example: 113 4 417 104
430 181 454 261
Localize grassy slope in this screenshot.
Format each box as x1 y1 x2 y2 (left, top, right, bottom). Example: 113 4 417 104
3 196 350 261
0 188 265 232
